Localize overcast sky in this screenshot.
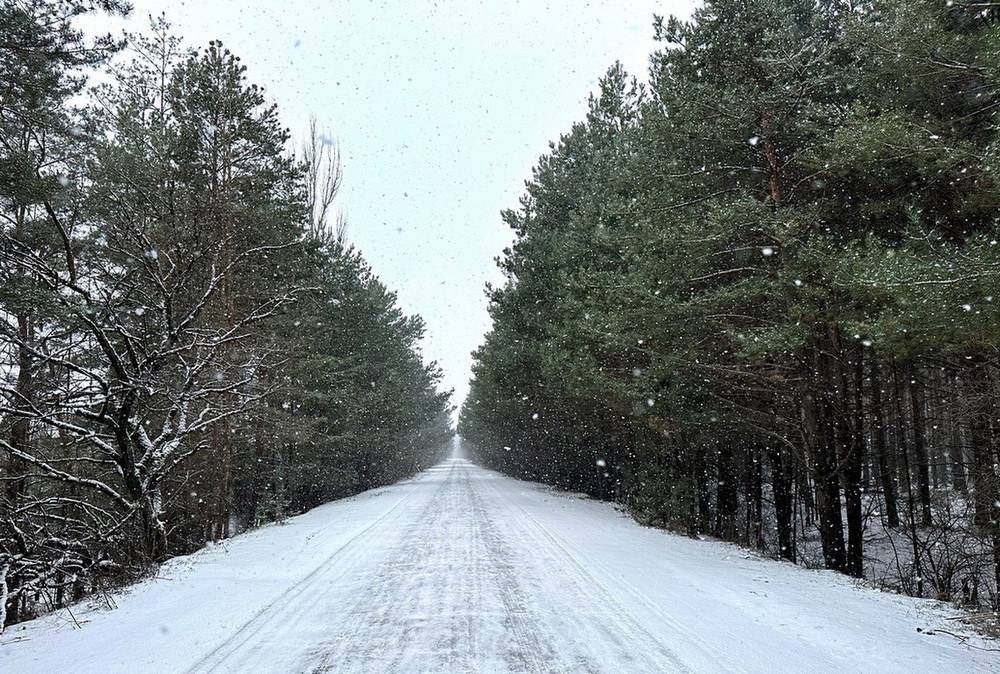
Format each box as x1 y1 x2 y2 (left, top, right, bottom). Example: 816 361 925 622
87 0 696 415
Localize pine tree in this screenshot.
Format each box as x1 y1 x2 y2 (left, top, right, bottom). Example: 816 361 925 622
0 0 129 630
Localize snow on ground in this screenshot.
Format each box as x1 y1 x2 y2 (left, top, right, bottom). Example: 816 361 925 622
1 458 996 673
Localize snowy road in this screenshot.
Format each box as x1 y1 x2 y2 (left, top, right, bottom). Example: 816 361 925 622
2 458 996 673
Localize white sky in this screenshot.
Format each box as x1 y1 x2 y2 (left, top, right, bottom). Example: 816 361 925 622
83 0 697 415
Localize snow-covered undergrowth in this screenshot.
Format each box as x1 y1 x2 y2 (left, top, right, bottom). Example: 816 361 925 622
630 474 1000 639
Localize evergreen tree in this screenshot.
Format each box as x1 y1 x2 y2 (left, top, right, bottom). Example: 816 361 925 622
464 0 1000 592
1 13 452 628
0 0 129 630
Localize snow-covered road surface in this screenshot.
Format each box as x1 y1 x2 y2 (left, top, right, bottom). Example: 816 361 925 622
1 458 995 673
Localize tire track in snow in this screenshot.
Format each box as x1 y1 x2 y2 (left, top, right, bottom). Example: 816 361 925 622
305 460 463 673
462 467 565 674
182 482 423 674
307 459 563 674
186 460 717 673
478 473 703 674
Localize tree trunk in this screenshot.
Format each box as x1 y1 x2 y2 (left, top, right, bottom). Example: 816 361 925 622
950 369 970 493
140 496 168 562
212 417 234 541
842 350 864 578
5 313 33 508
693 442 711 535
907 365 934 526
746 444 763 550
802 326 847 573
870 359 900 527
803 326 847 573
2 314 35 627
968 363 998 535
893 362 925 596
715 440 738 541
769 444 796 563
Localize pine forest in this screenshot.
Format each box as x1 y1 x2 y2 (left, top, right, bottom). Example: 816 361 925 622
460 0 1000 619
1 1 452 628
7 0 1000 640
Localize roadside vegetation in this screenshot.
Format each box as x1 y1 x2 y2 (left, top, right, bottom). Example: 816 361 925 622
461 0 1000 632
1 1 452 630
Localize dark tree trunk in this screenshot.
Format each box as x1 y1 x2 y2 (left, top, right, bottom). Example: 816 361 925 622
950 369 970 493
870 360 900 527
893 362 925 596
968 363 998 526
843 351 865 578
907 365 934 526
6 314 33 507
966 366 1000 599
140 497 168 562
769 444 796 563
802 327 847 573
746 444 764 550
3 314 35 627
798 466 815 528
715 440 738 541
694 443 712 536
212 416 234 541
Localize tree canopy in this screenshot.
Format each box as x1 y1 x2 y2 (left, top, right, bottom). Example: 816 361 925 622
1 6 451 629
461 0 1000 606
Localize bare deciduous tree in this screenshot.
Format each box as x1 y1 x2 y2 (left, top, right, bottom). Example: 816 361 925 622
303 116 347 245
